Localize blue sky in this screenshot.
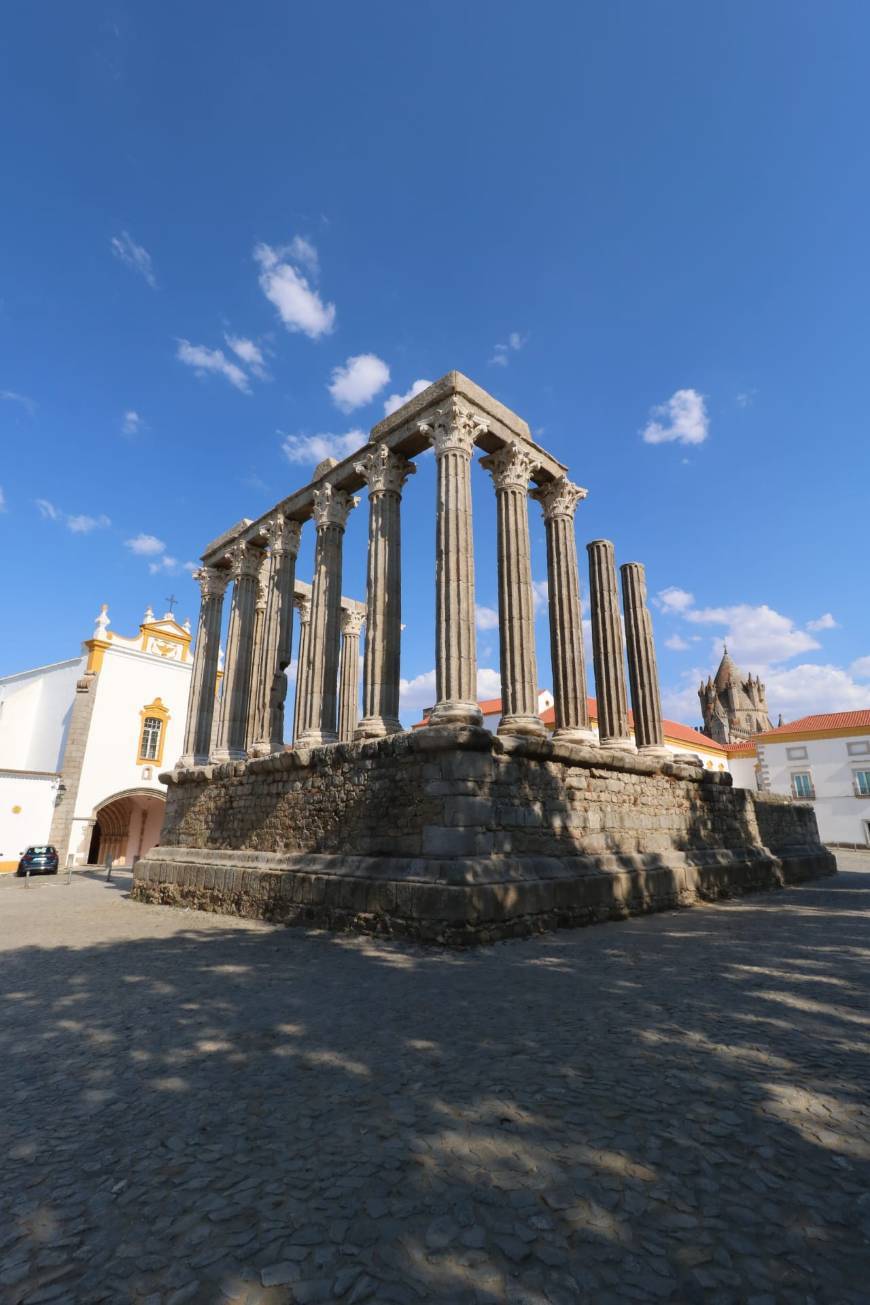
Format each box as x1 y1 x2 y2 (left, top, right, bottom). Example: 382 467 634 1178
2 1 868 728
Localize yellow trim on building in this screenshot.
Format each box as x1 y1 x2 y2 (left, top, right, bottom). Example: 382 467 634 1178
137 698 171 766
756 724 870 745
139 619 192 660
0 860 19 874
84 638 111 674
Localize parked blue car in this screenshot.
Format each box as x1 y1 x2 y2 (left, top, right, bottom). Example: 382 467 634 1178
17 845 59 875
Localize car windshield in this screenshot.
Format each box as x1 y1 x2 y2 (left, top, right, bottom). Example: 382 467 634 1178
28 846 54 854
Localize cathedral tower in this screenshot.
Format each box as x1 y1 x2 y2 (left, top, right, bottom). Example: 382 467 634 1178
698 646 773 743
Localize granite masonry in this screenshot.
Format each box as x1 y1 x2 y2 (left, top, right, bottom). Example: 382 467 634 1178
134 372 835 941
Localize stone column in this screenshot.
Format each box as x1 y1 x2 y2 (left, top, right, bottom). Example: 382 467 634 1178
296 484 359 745
481 442 546 737
353 444 416 738
250 518 302 756
245 564 269 749
620 562 667 755
292 595 312 743
531 476 594 743
419 398 485 727
212 542 262 762
337 608 364 742
179 566 230 766
586 539 632 750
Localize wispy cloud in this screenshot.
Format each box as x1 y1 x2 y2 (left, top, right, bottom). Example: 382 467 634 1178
806 612 838 631
532 579 549 615
654 586 695 613
685 603 819 663
329 354 390 412
254 239 335 339
111 231 156 288
125 533 165 556
36 498 110 533
125 532 194 574
224 334 269 380
121 409 144 437
176 340 250 392
476 605 499 631
1 389 36 417
851 656 870 680
490 331 528 367
383 379 432 417
281 430 365 467
735 389 757 409
0 485 5 512
642 389 709 446
664 633 690 651
399 667 501 715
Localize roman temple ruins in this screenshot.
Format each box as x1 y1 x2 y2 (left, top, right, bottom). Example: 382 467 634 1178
134 373 834 941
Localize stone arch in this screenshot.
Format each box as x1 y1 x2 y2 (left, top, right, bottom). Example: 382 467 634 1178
88 788 166 866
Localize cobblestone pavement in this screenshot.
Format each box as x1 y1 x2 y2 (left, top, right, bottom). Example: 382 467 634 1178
1 854 869 1305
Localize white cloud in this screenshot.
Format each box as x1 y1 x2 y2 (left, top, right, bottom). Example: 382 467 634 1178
655 586 695 613
806 612 838 631
1 389 36 417
764 663 870 716
176 340 250 392
149 554 179 575
287 236 319 277
664 634 690 651
281 429 365 467
399 667 502 716
735 389 756 409
642 389 709 446
476 605 499 631
850 656 870 680
685 603 819 664
329 354 390 412
122 410 144 437
477 667 502 698
383 379 431 417
125 533 166 556
254 240 335 339
224 335 269 380
111 231 156 288
67 514 110 534
36 499 60 520
532 579 549 615
490 331 528 367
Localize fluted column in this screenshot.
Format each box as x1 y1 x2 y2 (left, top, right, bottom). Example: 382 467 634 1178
292 596 312 743
179 567 229 766
587 539 632 750
245 563 269 749
354 445 416 738
296 484 359 746
338 608 364 742
250 518 303 756
212 542 263 761
531 476 594 743
481 442 546 737
419 398 485 727
621 562 666 755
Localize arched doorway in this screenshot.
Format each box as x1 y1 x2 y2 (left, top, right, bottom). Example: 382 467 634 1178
87 789 166 866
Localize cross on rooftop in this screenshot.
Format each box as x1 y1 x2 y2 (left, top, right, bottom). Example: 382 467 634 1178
165 594 178 614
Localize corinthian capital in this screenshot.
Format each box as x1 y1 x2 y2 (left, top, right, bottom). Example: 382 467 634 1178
294 595 312 623
354 445 416 497
262 516 302 557
531 475 588 521
417 397 488 459
480 441 539 492
312 483 359 530
194 566 231 601
340 607 365 637
226 540 262 581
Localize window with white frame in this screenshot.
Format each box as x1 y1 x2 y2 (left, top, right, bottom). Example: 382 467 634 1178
854 770 870 797
140 716 162 761
791 771 814 799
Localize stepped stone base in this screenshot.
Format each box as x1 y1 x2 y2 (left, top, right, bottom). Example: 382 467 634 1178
133 727 837 945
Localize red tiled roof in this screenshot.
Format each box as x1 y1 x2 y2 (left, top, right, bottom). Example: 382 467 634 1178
755 710 870 737
724 740 757 754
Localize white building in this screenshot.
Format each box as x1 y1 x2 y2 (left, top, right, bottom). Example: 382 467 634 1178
0 605 193 872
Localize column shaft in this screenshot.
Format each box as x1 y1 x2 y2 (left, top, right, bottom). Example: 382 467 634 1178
587 539 632 749
245 568 268 749
621 562 666 754
532 477 593 741
292 597 311 743
419 398 484 727
481 443 545 736
337 609 364 742
354 445 415 737
180 567 229 766
212 543 262 761
297 484 358 745
251 519 302 755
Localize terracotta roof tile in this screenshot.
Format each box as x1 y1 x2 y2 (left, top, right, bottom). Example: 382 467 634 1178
755 710 870 737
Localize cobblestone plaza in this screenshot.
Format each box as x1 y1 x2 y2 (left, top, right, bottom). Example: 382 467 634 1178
2 855 868 1303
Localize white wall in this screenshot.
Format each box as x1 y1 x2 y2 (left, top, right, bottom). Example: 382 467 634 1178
0 657 84 772
759 733 870 845
0 771 59 868
728 755 758 790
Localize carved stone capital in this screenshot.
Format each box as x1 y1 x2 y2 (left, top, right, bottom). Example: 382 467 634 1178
226 541 262 582
480 441 538 493
531 475 588 521
418 397 488 459
294 595 312 623
194 566 231 600
262 516 302 557
312 482 359 530
354 445 416 497
340 607 365 637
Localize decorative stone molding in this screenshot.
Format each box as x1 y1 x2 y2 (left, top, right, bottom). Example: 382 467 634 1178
531 475 588 521
312 483 359 530
340 607 365 637
262 517 302 557
418 397 488 459
480 441 538 492
354 445 416 497
294 595 312 622
226 541 262 582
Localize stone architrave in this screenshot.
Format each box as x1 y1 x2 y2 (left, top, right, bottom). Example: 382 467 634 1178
353 445 415 738
481 442 546 737
292 595 312 744
180 566 230 766
212 543 262 762
531 477 594 743
419 398 485 727
587 539 632 750
621 562 666 755
250 519 302 756
337 608 364 742
296 484 359 746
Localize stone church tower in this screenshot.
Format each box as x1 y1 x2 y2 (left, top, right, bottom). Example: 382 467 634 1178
699 646 773 744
